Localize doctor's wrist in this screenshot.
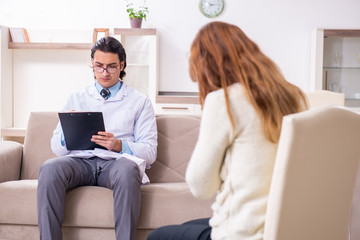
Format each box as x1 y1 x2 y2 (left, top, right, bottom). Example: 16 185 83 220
113 139 122 153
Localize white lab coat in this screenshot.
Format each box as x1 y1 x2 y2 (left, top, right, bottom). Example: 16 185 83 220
51 83 158 184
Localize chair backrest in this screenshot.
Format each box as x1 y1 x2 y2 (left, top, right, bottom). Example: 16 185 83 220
350 163 360 240
264 106 360 240
306 90 345 107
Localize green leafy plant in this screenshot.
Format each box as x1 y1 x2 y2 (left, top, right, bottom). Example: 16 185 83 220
126 1 149 20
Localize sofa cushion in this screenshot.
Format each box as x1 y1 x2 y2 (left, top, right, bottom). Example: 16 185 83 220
21 112 58 179
146 115 200 183
139 182 213 228
0 180 212 229
20 113 201 184
0 180 37 225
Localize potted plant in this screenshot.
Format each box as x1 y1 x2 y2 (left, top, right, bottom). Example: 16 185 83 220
126 1 149 29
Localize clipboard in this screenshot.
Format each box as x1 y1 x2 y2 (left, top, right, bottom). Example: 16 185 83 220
58 112 106 150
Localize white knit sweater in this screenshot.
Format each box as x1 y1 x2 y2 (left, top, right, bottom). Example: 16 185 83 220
186 83 277 240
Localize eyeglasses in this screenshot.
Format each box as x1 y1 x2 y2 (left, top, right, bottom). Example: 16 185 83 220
92 66 119 74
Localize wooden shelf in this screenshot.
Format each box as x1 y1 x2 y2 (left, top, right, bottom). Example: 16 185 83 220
7 29 157 49
114 28 156 36
156 91 199 104
156 96 200 104
1 128 26 137
324 29 360 37
324 67 360 69
8 42 93 50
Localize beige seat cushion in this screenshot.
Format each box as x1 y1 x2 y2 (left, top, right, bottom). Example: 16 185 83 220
0 180 212 229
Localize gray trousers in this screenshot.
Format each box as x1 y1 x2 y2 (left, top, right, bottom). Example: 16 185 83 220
37 156 141 240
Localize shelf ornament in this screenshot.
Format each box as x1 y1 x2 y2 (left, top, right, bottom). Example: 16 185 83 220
126 0 149 28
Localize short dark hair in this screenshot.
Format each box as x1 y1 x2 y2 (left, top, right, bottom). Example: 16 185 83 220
91 36 127 80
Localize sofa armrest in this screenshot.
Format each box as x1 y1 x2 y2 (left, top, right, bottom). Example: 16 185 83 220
0 141 23 182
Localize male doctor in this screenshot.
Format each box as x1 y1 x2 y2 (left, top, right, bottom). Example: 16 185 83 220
37 36 158 240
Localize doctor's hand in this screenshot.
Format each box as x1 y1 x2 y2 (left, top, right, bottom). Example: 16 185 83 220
91 131 122 153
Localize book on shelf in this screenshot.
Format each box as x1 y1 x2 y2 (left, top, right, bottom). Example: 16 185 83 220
9 28 29 43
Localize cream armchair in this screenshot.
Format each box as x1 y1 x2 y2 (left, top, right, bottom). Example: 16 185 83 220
264 106 360 240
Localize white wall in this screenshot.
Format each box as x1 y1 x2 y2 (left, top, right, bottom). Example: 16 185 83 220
2 0 360 91
12 49 93 127
1 0 360 126
0 26 12 129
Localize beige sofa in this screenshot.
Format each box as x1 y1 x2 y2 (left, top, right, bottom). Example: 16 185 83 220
0 112 213 240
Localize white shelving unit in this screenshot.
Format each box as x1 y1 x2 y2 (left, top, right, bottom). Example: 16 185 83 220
0 26 201 142
0 27 158 140
114 28 157 106
311 29 360 107
155 93 201 115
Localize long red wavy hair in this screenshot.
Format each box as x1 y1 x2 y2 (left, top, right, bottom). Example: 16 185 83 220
189 21 308 143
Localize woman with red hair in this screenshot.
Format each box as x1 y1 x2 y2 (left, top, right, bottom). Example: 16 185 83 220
147 21 307 240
